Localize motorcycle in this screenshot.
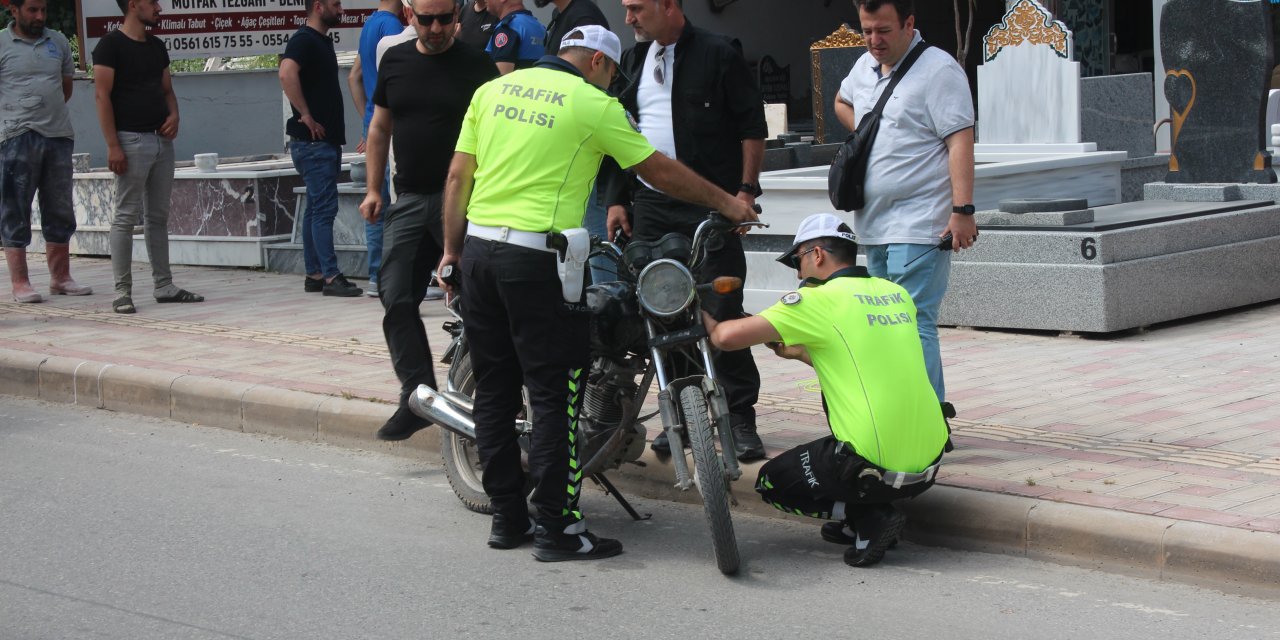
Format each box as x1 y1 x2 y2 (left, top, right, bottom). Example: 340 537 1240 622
410 213 767 575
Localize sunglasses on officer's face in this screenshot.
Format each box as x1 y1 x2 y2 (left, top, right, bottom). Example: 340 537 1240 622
415 11 456 25
784 246 821 271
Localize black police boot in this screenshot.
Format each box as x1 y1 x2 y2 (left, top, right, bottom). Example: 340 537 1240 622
820 521 857 545
822 520 897 548
843 504 906 568
375 405 431 441
488 513 536 549
531 525 623 562
731 414 765 462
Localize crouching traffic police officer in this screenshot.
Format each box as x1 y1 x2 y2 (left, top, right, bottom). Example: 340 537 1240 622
438 26 759 562
702 214 948 568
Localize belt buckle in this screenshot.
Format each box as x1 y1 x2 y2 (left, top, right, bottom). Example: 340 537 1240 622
498 227 510 242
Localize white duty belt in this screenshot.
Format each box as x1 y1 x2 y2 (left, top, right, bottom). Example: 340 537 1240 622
467 223 589 303
467 222 555 253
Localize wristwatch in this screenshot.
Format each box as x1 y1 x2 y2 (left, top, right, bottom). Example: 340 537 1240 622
739 182 763 198
952 204 976 216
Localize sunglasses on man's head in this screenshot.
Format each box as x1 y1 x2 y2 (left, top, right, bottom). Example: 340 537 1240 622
415 11 455 25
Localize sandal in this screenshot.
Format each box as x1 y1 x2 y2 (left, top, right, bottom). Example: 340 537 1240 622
155 289 204 303
113 296 136 314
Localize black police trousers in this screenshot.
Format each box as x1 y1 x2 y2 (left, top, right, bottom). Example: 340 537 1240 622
379 192 444 404
631 187 761 426
459 236 590 534
756 436 936 522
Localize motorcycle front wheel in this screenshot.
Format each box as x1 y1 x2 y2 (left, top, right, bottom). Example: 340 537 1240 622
679 385 740 575
440 350 535 514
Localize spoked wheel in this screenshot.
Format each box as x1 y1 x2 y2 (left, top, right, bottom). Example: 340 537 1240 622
439 350 533 514
679 385 740 575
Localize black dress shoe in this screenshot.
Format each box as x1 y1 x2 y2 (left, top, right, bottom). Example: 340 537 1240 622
532 526 623 562
304 277 324 293
650 430 690 454
375 406 431 441
488 514 535 549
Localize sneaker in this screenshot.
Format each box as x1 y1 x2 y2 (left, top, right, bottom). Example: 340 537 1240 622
424 286 445 301
364 280 379 297
843 505 906 568
304 277 324 293
732 420 765 462
488 514 536 549
323 274 363 297
375 406 431 441
822 520 899 549
532 526 623 562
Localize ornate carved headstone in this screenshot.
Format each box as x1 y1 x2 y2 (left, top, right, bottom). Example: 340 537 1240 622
809 24 866 144
758 55 791 105
977 0 1082 145
1160 0 1276 184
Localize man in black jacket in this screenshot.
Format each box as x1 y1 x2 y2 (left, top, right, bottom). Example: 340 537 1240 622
606 0 767 461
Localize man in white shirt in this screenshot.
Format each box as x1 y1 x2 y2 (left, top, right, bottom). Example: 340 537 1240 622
834 0 976 407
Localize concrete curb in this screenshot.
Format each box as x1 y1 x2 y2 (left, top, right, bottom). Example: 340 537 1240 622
2 346 1277 597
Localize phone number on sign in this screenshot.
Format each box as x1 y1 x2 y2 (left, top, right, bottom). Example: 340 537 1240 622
163 31 342 52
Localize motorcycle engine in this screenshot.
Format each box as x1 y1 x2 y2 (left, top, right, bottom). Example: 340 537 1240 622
583 356 639 431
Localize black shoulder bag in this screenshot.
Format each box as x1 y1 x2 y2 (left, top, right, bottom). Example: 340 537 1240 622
828 43 930 211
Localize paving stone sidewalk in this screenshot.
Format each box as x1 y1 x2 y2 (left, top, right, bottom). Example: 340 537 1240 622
3 257 1280 535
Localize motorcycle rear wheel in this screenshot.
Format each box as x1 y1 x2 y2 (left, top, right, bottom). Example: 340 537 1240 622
440 350 536 514
680 385 740 575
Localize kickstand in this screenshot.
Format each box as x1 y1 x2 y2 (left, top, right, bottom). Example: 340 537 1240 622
592 473 652 521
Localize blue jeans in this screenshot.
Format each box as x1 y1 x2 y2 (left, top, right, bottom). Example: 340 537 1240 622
290 140 341 279
582 181 613 284
865 243 951 402
0 131 76 248
366 167 389 284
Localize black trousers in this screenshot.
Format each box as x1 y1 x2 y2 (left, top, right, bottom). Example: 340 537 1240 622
631 187 760 424
756 436 936 521
379 192 444 404
459 236 590 534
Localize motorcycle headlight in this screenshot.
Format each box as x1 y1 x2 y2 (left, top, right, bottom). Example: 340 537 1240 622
636 259 695 318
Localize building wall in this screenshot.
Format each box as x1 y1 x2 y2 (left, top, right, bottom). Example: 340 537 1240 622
67 66 364 169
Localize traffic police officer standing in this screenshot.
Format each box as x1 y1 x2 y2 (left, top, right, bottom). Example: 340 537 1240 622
439 26 758 562
702 214 948 568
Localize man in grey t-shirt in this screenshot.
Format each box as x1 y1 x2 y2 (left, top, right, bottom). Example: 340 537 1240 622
0 0 92 303
834 0 975 407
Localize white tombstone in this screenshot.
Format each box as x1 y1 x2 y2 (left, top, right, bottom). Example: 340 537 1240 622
977 0 1082 146
1268 90 1280 149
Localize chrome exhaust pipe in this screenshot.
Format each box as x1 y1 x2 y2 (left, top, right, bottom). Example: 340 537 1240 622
409 384 477 441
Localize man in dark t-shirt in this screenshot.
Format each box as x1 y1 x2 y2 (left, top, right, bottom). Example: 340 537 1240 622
457 0 499 49
359 0 498 440
280 0 361 297
93 0 203 314
539 0 608 57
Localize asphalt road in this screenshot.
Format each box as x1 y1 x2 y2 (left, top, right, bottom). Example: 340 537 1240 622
1 396 1276 640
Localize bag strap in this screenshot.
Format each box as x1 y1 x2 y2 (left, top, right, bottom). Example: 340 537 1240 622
868 42 931 118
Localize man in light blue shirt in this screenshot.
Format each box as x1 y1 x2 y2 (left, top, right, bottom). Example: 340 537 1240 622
834 0 976 405
348 0 405 296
